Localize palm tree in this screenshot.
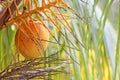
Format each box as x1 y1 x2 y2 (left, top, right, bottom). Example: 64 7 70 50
0 0 119 80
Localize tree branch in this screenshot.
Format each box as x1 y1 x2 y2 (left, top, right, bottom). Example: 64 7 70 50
0 59 68 80
0 0 21 30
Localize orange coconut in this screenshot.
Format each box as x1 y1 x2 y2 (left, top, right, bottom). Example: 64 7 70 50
15 20 49 59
